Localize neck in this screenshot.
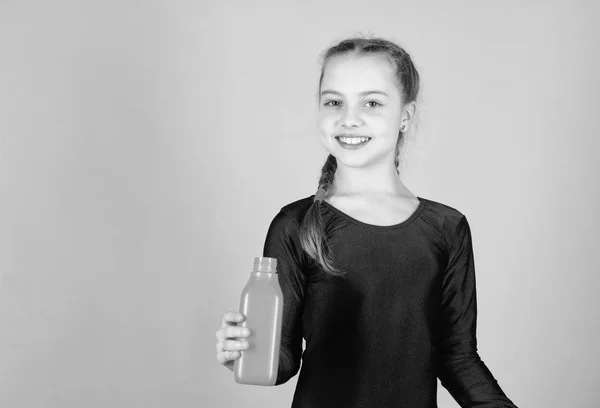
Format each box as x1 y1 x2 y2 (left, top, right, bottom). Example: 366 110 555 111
329 159 411 198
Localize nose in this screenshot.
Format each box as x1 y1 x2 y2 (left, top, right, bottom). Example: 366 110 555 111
340 106 363 127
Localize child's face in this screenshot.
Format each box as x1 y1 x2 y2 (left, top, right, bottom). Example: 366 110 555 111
317 53 406 170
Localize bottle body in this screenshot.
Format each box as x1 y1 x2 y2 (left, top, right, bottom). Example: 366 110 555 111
234 257 283 386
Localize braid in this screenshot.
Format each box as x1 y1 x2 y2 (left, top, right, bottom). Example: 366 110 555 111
299 154 345 277
317 154 337 197
394 132 402 175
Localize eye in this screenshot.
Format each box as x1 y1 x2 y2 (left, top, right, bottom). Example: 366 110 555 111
323 100 382 108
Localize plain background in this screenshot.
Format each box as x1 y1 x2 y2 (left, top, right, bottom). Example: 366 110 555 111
1 0 599 407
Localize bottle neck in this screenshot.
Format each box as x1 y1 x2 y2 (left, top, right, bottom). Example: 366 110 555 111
251 271 278 279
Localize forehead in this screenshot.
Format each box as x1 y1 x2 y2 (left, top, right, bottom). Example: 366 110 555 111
321 53 397 93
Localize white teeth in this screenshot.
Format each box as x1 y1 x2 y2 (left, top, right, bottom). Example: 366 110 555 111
339 137 370 144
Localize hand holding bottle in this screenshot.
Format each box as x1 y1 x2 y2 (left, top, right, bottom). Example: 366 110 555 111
217 257 282 386
215 311 252 371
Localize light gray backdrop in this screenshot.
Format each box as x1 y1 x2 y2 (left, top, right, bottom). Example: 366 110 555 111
1 1 599 407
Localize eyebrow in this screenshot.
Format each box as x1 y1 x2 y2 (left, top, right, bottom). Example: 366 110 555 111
320 90 389 97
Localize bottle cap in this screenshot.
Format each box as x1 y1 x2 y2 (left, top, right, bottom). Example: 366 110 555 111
253 256 277 273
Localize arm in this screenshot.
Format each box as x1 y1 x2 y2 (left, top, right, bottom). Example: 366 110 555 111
438 215 518 407
262 210 306 385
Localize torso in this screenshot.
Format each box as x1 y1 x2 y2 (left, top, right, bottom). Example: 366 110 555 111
324 193 421 227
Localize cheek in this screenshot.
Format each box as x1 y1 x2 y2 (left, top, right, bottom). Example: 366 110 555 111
374 117 397 135
317 114 335 133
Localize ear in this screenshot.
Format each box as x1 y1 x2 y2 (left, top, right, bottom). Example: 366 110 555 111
402 101 416 124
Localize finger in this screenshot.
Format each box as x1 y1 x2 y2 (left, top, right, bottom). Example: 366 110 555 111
224 326 251 340
223 339 249 351
217 350 241 364
216 323 246 340
215 327 227 340
222 311 245 326
217 339 242 353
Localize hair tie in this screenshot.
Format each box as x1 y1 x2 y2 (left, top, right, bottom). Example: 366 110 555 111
314 187 327 203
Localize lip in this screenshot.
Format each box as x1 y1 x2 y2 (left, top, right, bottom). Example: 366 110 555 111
336 136 372 150
335 134 371 139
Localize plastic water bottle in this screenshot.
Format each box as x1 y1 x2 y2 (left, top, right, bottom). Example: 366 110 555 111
234 256 283 386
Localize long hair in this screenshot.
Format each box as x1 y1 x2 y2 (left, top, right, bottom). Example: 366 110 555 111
299 35 421 277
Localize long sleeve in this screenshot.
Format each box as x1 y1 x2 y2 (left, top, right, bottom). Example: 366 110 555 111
262 210 307 386
437 216 518 407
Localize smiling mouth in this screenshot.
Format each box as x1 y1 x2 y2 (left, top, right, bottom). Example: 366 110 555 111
335 136 372 148
335 136 372 141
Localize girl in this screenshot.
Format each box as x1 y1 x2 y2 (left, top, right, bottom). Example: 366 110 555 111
216 36 518 408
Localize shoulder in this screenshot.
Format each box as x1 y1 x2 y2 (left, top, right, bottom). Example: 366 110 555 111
420 196 466 223
264 194 314 237
418 196 471 245
263 195 316 266
278 194 316 225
